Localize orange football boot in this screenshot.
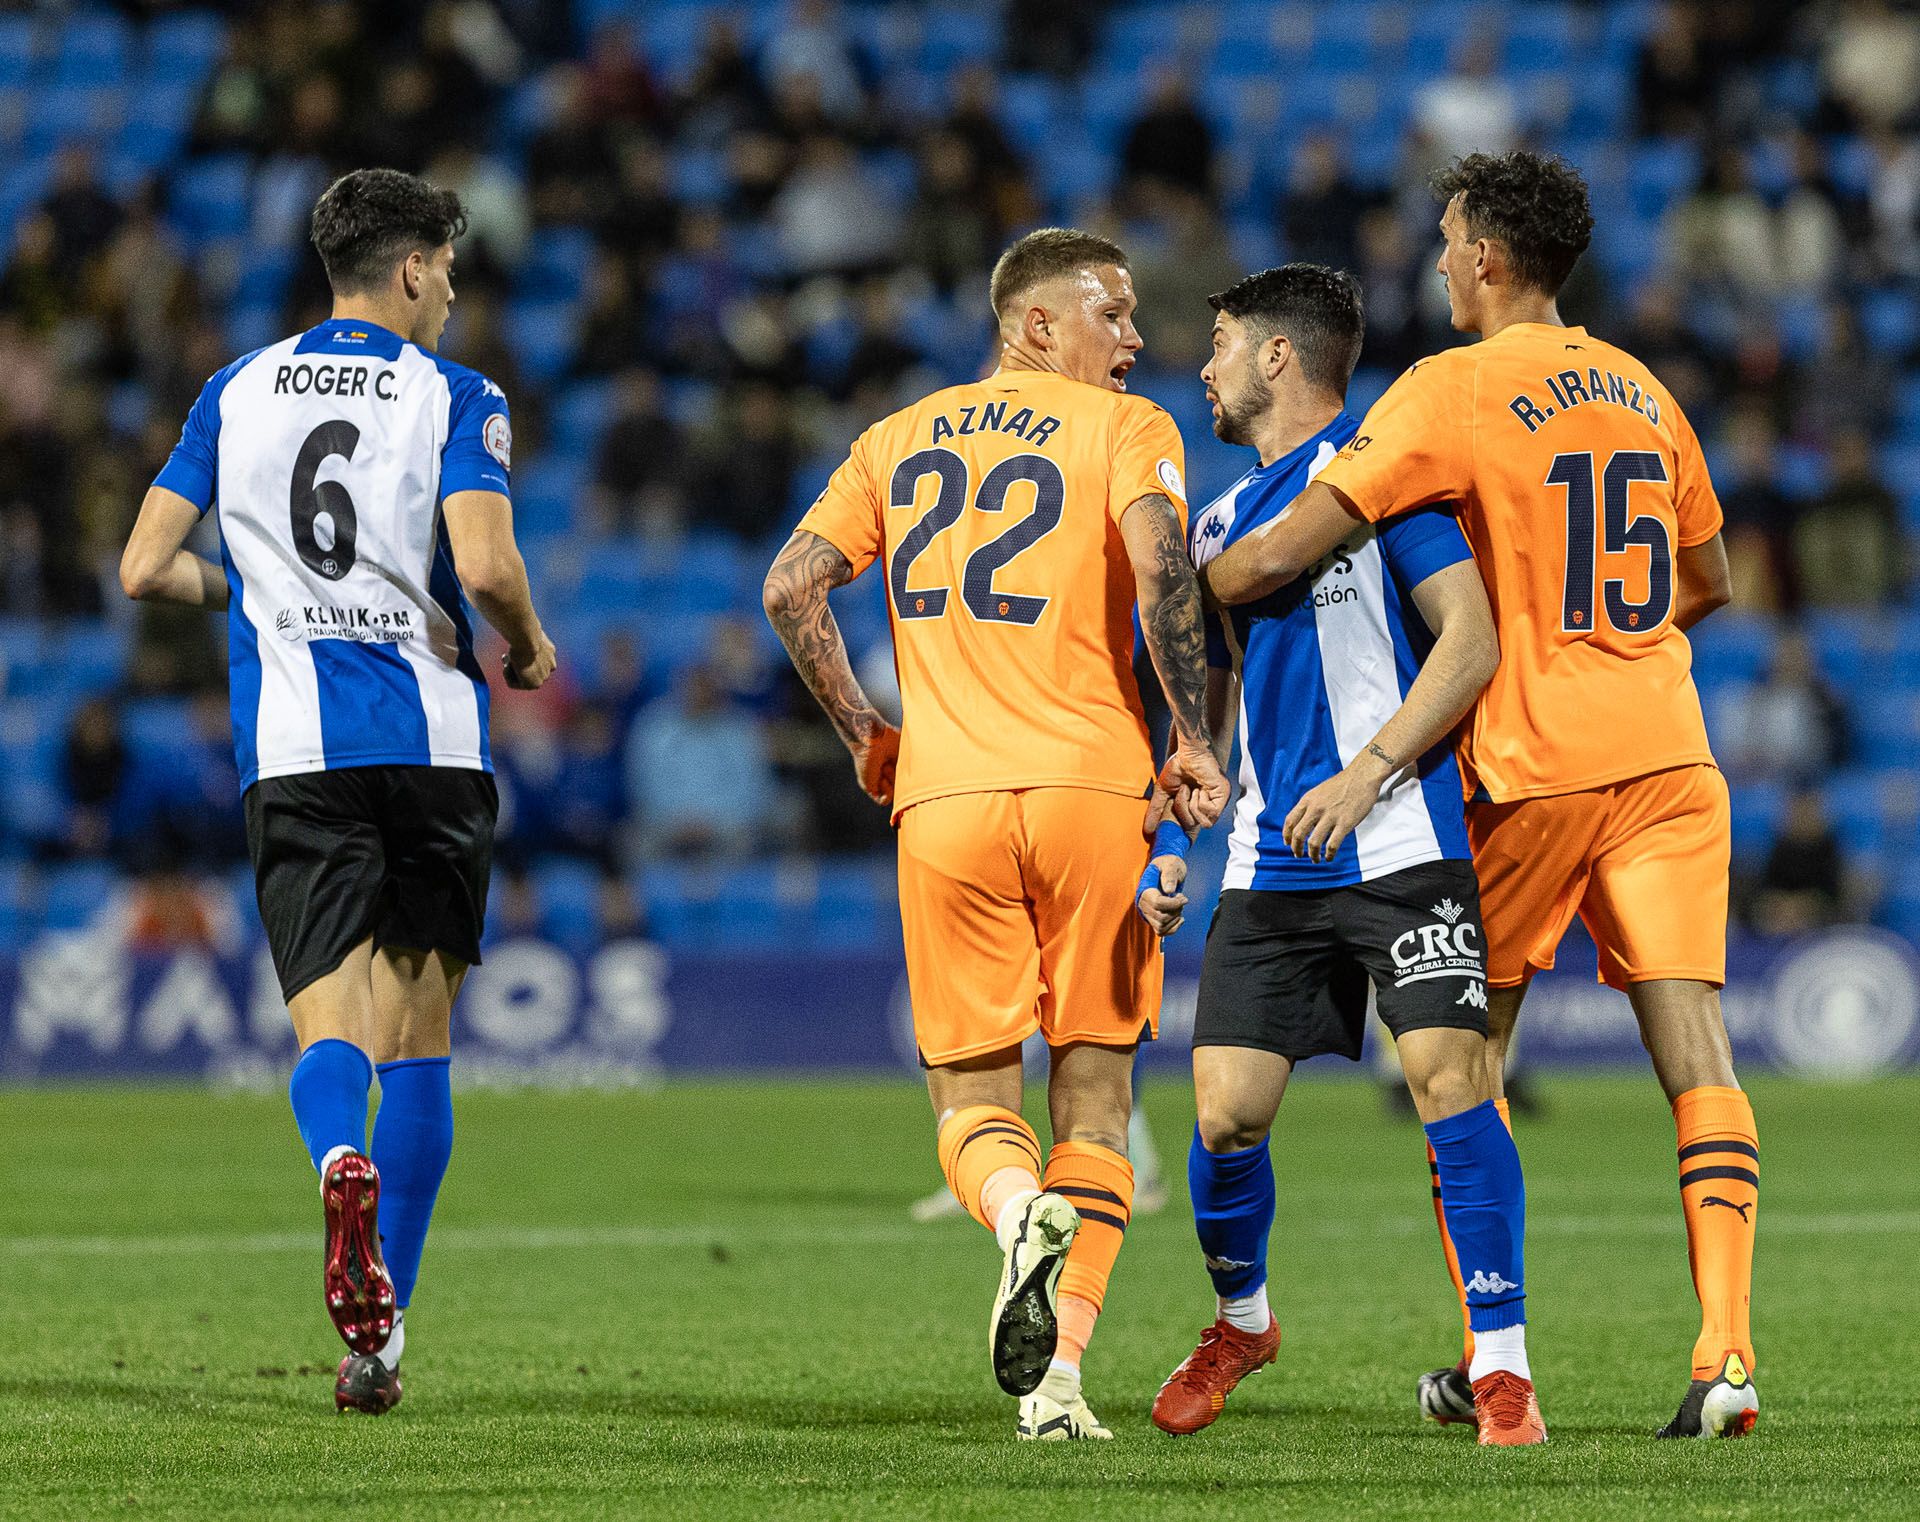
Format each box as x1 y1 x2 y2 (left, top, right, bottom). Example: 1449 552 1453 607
1472 1369 1547 1446
1151 1319 1281 1435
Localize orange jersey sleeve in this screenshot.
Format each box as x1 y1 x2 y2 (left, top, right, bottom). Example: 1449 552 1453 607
1107 395 1189 526
1315 354 1476 523
1664 393 1725 547
796 430 883 574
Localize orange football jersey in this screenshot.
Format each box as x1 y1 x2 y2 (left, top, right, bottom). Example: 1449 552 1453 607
1317 322 1723 803
797 369 1188 815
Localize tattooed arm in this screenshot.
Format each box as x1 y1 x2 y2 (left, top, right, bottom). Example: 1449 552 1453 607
762 528 901 807
1120 492 1229 831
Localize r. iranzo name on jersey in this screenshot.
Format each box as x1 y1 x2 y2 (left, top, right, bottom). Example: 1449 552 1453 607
1189 410 1478 892
155 318 510 788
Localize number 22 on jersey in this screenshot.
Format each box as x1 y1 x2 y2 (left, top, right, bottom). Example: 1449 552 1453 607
887 448 1063 626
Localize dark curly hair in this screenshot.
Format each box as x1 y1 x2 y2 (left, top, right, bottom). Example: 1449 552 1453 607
310 168 468 295
1207 263 1364 395
1432 151 1594 296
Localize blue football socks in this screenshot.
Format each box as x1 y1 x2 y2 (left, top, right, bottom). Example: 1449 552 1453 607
1188 1126 1275 1302
371 1057 455 1310
1425 1099 1527 1333
287 1037 373 1176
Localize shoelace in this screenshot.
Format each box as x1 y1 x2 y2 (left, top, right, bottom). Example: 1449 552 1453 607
1477 1373 1532 1429
1174 1325 1234 1390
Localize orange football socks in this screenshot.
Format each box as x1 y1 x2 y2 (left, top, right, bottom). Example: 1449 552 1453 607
1673 1085 1759 1379
1042 1141 1134 1371
1431 1097 1512 1365
937 1105 1043 1236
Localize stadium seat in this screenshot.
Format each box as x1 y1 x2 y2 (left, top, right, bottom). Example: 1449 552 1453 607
51 13 132 90
502 299 582 384
24 84 123 152
0 16 39 88
145 12 227 80
168 154 252 243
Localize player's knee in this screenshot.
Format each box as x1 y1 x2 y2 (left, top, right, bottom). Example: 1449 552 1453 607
1404 1062 1482 1122
1195 1096 1270 1154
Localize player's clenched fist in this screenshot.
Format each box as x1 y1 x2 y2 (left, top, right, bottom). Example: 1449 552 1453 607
503 630 558 690
852 721 902 808
1157 744 1229 832
1136 853 1188 936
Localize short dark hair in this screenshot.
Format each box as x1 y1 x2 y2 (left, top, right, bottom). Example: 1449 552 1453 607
1207 263 1364 394
310 168 468 294
1432 151 1594 296
989 227 1129 324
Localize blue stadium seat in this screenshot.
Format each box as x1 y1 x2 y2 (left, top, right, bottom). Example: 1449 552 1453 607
1626 138 1701 221
51 12 132 88
996 75 1064 158
918 8 999 73
24 85 122 152
502 300 581 384
43 861 116 931
516 223 598 302
551 379 615 457
1688 611 1775 688
1504 6 1579 73
0 15 40 88
1862 289 1919 359
168 153 251 242
145 12 227 81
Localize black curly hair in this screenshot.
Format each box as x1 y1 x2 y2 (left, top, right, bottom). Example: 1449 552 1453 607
310 168 468 295
1207 263 1365 394
1432 151 1594 296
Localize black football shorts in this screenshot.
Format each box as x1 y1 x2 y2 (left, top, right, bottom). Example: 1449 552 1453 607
1194 860 1489 1062
245 765 498 1002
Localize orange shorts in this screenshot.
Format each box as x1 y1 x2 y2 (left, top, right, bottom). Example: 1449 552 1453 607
1467 764 1730 991
896 787 1161 1066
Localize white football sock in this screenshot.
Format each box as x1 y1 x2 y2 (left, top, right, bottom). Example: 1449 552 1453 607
374 1310 405 1371
1468 1324 1530 1382
1035 1357 1080 1403
1218 1284 1271 1334
318 1143 355 1180
994 1190 1041 1254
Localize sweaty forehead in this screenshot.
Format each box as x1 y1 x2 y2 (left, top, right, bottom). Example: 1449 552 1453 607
1057 263 1134 308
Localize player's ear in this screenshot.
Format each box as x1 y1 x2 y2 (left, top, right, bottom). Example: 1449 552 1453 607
1023 301 1052 352
400 249 423 302
1265 333 1291 381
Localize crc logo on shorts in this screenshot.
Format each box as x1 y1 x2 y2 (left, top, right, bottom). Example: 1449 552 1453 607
483 412 512 470
1389 898 1483 986
274 605 417 644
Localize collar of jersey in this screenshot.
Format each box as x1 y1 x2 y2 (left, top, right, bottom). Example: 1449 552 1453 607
1487 322 1588 344
1250 409 1357 480
295 318 407 360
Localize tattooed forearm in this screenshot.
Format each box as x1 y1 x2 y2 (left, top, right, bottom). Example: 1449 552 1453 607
762 529 884 749
1123 493 1213 752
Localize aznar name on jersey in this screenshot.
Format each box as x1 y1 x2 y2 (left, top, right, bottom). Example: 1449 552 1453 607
1188 411 1475 891
154 319 509 789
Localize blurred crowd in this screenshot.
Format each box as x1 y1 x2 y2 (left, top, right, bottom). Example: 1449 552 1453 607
3 0 1918 945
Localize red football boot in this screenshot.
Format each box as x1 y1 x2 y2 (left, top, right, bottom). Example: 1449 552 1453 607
1472 1369 1547 1446
1151 1319 1281 1435
321 1152 395 1356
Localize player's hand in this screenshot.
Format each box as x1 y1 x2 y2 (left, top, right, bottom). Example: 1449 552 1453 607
851 722 902 808
1158 743 1230 832
1284 762 1385 863
1136 854 1189 936
504 630 558 690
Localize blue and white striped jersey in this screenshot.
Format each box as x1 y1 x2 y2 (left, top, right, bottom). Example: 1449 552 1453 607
1191 412 1474 891
156 319 505 789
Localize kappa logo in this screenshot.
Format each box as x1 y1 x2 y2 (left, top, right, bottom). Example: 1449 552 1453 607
1464 1270 1519 1295
1197 514 1227 543
481 376 506 400
1204 1253 1256 1272
1455 980 1488 1010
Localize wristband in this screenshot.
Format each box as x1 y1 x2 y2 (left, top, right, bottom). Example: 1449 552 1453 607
1137 821 1192 899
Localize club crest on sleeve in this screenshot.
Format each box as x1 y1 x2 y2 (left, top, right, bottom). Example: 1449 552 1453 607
483 413 512 470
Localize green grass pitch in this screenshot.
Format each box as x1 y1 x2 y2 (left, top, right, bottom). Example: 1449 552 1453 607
3 1072 1917 1519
